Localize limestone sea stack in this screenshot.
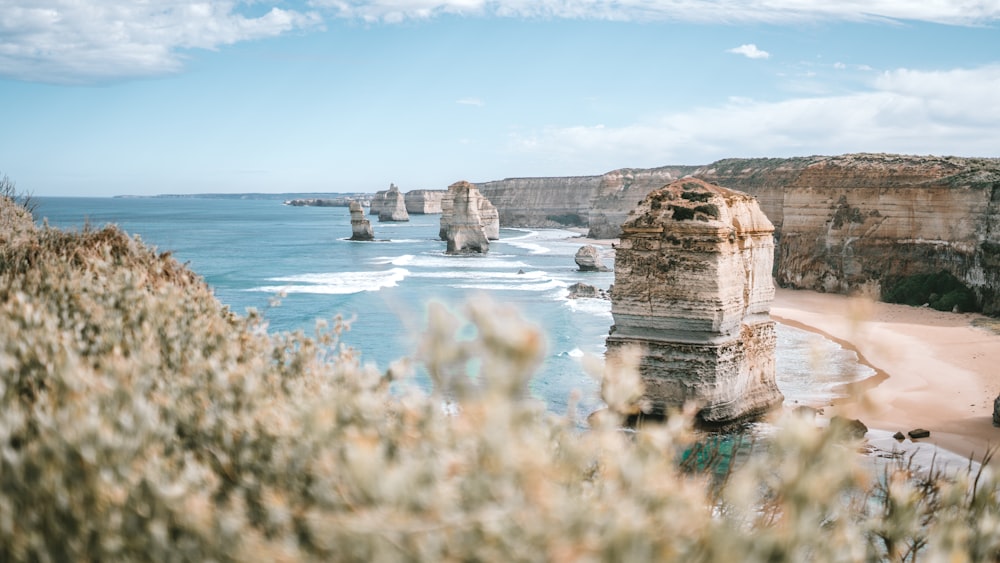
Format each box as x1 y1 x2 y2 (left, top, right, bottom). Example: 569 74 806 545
440 181 500 241
445 181 490 255
605 178 783 427
378 183 410 222
348 201 374 241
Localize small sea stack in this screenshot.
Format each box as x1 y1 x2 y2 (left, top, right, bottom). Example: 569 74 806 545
440 181 500 241
444 181 490 255
605 177 783 427
348 201 374 241
575 245 608 272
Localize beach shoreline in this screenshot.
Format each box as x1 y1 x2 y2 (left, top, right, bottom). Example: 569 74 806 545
772 287 1000 465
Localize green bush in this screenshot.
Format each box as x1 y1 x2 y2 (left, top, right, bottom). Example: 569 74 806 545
884 270 979 312
1 196 998 561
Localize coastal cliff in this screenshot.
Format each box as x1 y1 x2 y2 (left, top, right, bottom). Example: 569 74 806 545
479 154 1000 314
404 189 445 214
477 176 605 228
695 155 1000 313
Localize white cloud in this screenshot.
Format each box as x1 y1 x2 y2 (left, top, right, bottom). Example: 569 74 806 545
0 1 322 84
728 43 770 59
457 97 485 106
505 65 1000 169
310 0 1000 25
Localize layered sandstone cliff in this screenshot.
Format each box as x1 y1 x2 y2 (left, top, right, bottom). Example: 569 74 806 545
695 155 1000 313
477 154 1000 314
606 178 783 426
444 182 490 255
348 201 374 241
477 176 605 228
439 181 500 241
404 189 445 214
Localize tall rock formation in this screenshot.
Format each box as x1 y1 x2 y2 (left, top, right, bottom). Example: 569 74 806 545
348 201 374 241
404 189 446 214
606 178 783 426
377 183 410 222
439 181 500 241
445 181 490 255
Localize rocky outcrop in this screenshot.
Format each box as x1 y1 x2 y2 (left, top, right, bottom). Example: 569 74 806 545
348 201 374 241
574 245 609 272
993 395 1000 427
444 181 490 255
440 181 499 241
404 189 445 214
566 282 609 300
377 184 409 222
605 178 783 427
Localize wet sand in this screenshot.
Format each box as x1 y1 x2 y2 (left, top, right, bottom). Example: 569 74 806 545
772 288 1000 465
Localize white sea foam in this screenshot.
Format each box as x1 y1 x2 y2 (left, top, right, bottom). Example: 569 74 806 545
451 279 568 292
383 253 531 271
499 240 551 254
248 267 409 295
369 254 416 266
410 269 548 281
562 297 613 319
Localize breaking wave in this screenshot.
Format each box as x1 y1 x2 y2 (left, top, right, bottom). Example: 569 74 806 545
247 267 409 295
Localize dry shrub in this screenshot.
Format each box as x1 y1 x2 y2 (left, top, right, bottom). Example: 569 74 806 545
0 196 998 561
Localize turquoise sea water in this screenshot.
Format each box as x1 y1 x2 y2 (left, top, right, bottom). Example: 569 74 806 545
33 196 874 423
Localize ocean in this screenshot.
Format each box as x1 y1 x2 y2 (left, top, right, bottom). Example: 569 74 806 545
33 196 874 425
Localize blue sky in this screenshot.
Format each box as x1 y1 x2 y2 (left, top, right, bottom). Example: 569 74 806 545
1 1 999 197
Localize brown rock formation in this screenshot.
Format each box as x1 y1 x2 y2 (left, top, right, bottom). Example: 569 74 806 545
348 201 374 241
606 178 783 426
404 189 446 214
439 181 499 241
444 181 490 255
574 245 608 272
377 183 409 222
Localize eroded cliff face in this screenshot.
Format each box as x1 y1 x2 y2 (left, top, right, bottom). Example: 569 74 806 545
606 178 783 426
404 190 445 214
587 166 701 238
694 155 1000 313
478 154 1000 314
478 176 604 228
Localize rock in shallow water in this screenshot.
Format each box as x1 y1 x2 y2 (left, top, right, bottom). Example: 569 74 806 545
444 181 490 255
605 177 783 427
348 201 374 241
575 245 608 272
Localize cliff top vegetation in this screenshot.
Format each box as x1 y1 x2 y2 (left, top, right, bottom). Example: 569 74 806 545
1 189 999 561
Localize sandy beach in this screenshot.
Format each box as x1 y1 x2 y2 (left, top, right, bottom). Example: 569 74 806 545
772 287 1000 464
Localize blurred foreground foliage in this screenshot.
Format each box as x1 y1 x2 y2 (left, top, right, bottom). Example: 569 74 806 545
1 194 999 561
